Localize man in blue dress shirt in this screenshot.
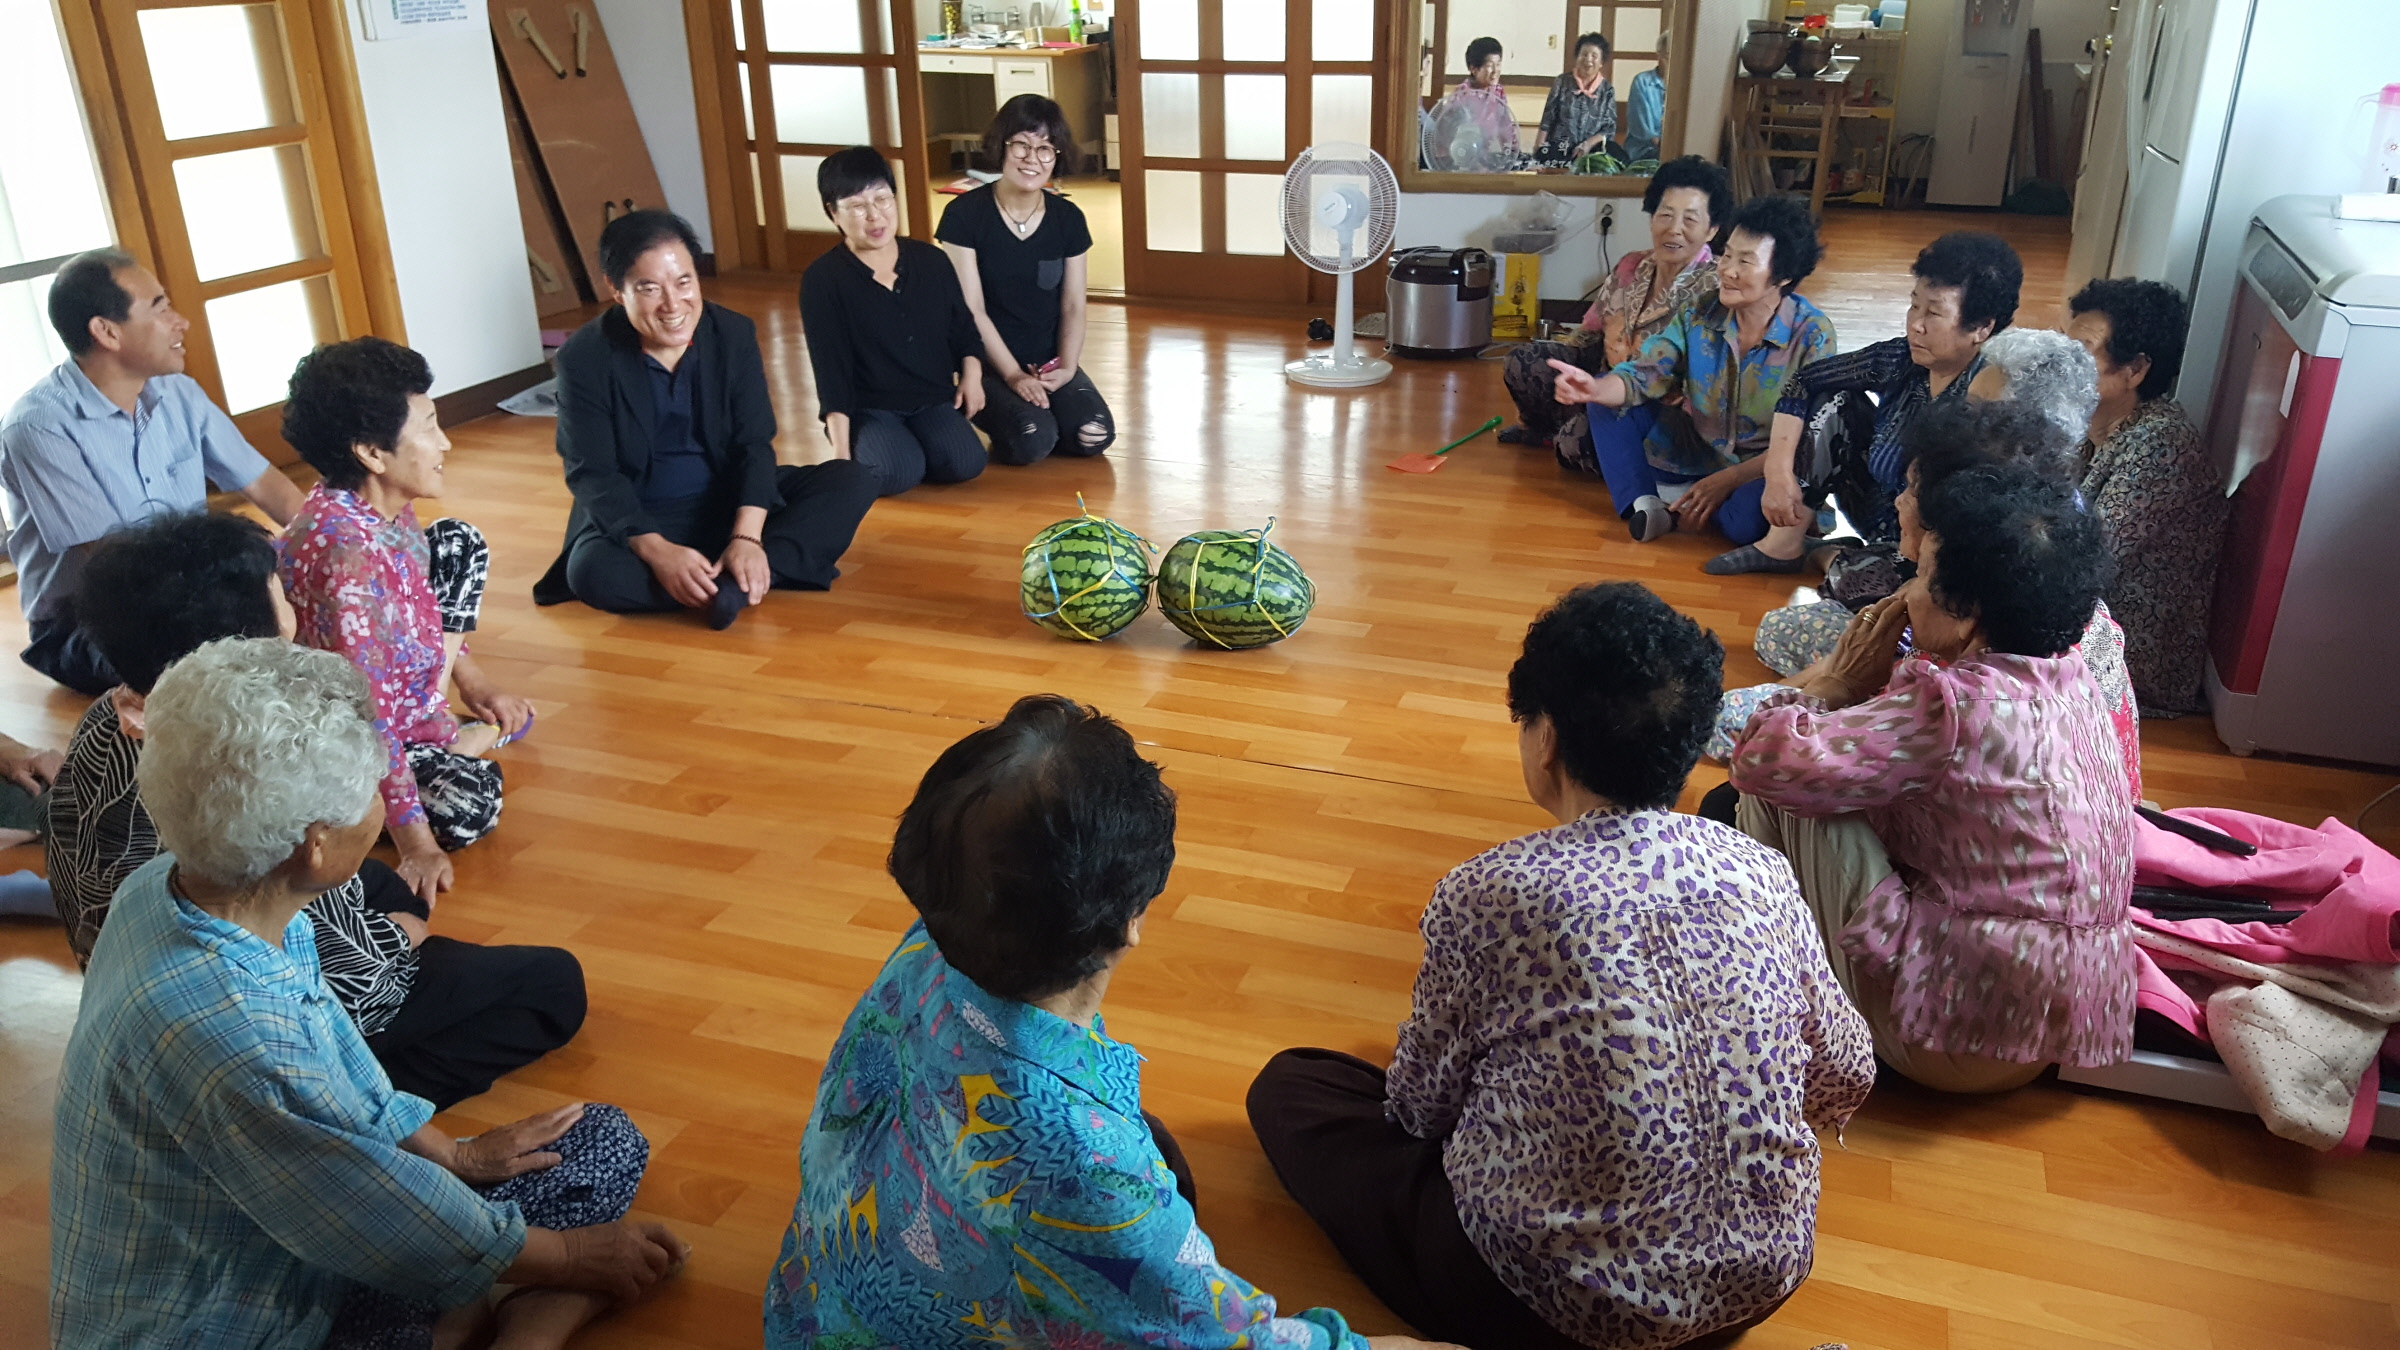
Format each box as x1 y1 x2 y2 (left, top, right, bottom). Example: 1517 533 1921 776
0 249 306 693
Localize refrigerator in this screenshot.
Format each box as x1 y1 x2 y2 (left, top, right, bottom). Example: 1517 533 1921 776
2068 0 2400 423
1926 0 2038 207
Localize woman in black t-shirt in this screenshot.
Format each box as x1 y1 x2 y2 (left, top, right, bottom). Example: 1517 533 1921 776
936 95 1115 466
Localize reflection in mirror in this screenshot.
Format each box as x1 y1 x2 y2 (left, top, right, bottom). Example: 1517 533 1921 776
1411 0 1679 181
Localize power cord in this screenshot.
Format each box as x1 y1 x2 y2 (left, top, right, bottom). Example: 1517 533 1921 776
2360 780 2400 832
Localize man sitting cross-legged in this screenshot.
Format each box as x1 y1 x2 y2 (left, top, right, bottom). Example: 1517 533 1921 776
51 510 587 1109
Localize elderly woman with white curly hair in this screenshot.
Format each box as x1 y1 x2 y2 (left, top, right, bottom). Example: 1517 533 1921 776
50 637 686 1350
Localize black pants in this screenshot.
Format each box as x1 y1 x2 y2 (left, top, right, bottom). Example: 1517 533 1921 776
974 368 1115 465
365 937 587 1109
850 402 987 495
22 613 118 696
562 461 878 614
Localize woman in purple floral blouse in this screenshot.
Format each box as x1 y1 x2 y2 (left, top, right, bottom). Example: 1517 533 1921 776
279 339 535 907
1250 583 1873 1350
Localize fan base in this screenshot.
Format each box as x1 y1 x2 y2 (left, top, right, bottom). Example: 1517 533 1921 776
1284 354 1393 388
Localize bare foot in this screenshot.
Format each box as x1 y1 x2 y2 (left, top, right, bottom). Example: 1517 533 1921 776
452 722 502 759
489 1288 613 1350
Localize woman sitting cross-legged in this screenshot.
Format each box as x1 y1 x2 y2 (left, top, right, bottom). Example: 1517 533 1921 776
537 209 878 626
803 146 991 496
1725 460 2138 1094
281 337 532 908
1500 155 1725 464
1548 194 1837 562
2068 277 2228 716
766 694 1455 1350
54 511 587 1108
49 637 685 1350
1248 583 1874 1350
938 94 1115 465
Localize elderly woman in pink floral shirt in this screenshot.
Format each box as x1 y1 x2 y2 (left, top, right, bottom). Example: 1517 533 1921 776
1729 459 2137 1093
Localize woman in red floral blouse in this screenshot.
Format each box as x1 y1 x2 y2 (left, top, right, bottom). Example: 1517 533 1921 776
278 338 534 906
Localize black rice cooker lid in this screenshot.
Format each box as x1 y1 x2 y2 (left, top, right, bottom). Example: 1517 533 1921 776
1390 246 1493 284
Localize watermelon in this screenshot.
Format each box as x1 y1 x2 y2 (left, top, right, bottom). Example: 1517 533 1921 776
1020 499 1154 641
1155 520 1315 649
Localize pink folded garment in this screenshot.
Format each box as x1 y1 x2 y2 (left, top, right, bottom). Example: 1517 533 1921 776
2134 809 2400 965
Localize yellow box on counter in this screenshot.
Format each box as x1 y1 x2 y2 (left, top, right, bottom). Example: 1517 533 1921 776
1491 251 1540 342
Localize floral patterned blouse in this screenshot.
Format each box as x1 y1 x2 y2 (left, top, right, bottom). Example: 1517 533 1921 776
2080 397 2228 715
280 483 456 830
1578 245 1717 369
1387 809 1874 1349
1730 651 2139 1067
1611 291 1839 478
766 924 1369 1349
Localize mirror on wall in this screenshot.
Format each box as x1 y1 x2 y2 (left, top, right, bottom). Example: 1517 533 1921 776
1400 0 1689 194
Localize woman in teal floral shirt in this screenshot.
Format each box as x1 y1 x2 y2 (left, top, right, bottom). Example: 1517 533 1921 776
766 695 1454 1350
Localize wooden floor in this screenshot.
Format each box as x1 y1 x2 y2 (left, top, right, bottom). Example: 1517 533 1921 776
4 210 2398 1348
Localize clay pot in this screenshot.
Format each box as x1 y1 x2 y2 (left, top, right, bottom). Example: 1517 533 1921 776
1741 24 1793 76
1787 34 1834 78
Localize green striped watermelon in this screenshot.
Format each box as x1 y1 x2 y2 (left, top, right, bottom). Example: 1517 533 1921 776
1156 520 1315 649
1020 500 1154 641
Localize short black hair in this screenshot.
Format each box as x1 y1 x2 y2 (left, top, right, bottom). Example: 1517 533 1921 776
281 337 433 492
1726 194 1822 294
984 93 1076 172
1903 398 2079 491
1506 583 1724 810
889 695 1177 1003
76 512 281 694
47 249 139 355
1911 231 2023 336
818 146 896 211
1575 31 1609 58
1466 35 1502 69
1643 155 1731 227
598 208 703 289
1916 463 2109 658
2070 276 2190 402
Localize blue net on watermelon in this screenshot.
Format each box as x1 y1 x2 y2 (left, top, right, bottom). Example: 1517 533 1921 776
1157 518 1315 649
1019 494 1156 641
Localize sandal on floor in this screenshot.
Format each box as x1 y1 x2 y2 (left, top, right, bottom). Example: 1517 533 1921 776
1703 544 1808 576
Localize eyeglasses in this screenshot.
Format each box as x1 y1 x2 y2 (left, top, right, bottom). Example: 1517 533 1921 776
1006 139 1058 163
833 191 898 219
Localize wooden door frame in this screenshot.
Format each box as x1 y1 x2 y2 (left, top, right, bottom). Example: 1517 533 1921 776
1119 0 1388 304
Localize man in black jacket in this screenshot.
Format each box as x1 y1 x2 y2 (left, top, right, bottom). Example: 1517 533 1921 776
534 210 877 628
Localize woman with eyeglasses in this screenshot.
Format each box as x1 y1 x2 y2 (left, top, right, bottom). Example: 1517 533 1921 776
936 95 1114 465
799 147 989 496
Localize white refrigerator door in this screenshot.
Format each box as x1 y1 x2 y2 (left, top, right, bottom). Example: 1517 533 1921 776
1928 54 2021 206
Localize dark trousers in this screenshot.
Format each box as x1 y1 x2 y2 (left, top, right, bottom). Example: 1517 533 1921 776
562 461 877 614
850 403 987 495
22 613 118 696
1247 1049 1588 1350
365 936 587 1109
974 368 1115 465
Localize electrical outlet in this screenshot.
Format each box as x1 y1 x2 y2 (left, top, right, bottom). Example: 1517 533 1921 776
1598 202 1616 230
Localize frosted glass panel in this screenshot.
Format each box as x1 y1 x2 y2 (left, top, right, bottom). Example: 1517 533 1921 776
0 0 114 264
0 275 67 416
781 154 833 231
206 276 330 413
763 0 859 52
1614 8 1661 52
174 145 317 282
1223 75 1285 162
1142 73 1200 159
729 0 745 50
1145 170 1202 252
771 65 871 145
1141 0 1197 60
1314 0 1374 61
739 65 755 140
1223 0 1283 61
1225 173 1284 256
750 153 765 225
139 5 291 141
1312 75 1373 147
880 68 900 142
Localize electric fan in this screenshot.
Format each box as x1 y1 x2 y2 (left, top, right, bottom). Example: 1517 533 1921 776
1281 141 1399 389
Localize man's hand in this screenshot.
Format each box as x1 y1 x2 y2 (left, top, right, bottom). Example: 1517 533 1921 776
629 533 720 609
0 737 62 796
720 536 770 604
451 1104 584 1185
957 371 987 419
1670 466 1745 533
1007 372 1050 408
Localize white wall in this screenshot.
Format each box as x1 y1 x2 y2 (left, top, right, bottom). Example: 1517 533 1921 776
1394 192 1629 302
592 0 715 251
347 18 542 395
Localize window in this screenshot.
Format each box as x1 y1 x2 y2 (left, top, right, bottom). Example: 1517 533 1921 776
0 0 117 400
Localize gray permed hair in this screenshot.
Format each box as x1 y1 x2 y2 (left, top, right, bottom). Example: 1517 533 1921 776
1979 327 2100 444
136 638 386 889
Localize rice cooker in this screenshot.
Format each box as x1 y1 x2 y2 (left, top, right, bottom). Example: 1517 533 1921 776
1385 247 1494 359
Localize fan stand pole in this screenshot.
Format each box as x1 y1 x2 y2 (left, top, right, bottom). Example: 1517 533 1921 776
1332 236 1356 368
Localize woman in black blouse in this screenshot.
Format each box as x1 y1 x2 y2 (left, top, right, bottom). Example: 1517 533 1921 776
799 148 988 496
937 95 1115 465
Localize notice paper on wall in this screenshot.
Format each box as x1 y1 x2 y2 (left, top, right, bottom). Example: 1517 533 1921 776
359 0 478 41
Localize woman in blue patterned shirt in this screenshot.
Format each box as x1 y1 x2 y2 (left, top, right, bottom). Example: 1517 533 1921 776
767 695 1458 1350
